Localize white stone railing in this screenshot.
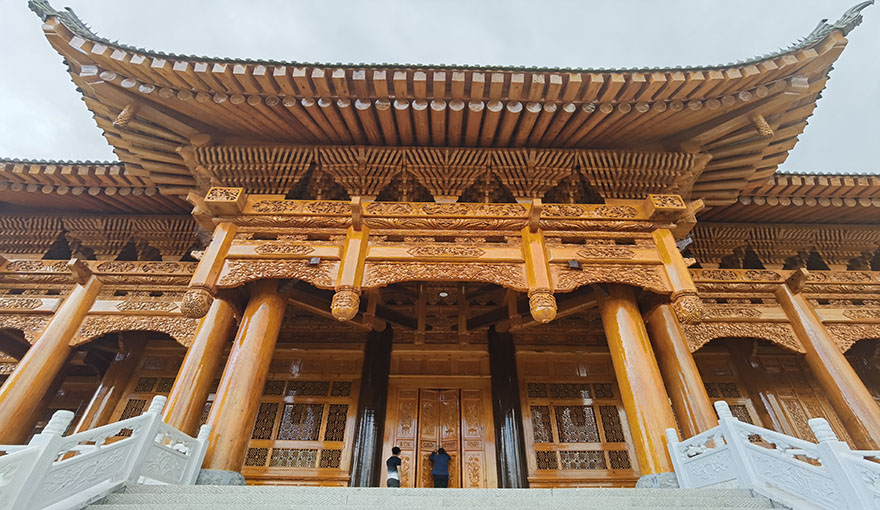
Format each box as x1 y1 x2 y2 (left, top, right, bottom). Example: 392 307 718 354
0 396 209 510
667 401 880 509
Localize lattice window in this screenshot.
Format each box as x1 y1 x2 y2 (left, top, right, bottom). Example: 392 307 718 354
142 357 165 371
592 383 614 399
252 403 279 440
555 406 600 443
120 398 146 420
549 383 591 399
530 406 553 443
155 377 175 393
269 448 318 468
286 381 330 396
330 381 351 396
134 377 157 392
319 449 342 468
559 451 606 470
245 447 268 466
729 404 754 424
536 451 559 470
608 450 632 469
198 401 212 428
527 383 548 398
324 404 348 441
263 380 286 396
277 403 324 441
599 406 625 442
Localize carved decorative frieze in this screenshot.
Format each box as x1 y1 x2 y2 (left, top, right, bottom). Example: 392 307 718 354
366 202 414 215
703 305 763 319
114 300 178 312
362 262 527 290
0 362 16 375
827 323 880 352
842 309 880 320
252 200 300 213
73 315 200 347
217 260 334 289
650 195 686 208
542 204 585 217
0 314 51 343
218 215 351 229
4 261 50 272
553 264 668 294
407 246 486 258
0 298 42 310
254 243 315 255
576 247 636 259
206 187 242 201
682 322 802 353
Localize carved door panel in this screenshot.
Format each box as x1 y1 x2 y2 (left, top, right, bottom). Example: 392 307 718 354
416 389 461 488
389 388 418 488
460 389 491 488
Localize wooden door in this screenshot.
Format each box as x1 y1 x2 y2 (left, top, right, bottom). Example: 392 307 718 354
382 379 497 488
417 389 461 488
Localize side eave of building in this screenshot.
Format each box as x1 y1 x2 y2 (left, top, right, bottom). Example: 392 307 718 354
26 0 873 207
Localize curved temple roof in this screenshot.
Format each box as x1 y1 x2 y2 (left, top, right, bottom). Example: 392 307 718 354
13 0 876 213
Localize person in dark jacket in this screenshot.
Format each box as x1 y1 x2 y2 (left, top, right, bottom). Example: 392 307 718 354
386 446 402 487
429 447 451 488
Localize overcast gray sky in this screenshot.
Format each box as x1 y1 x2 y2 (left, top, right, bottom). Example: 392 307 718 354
0 0 877 174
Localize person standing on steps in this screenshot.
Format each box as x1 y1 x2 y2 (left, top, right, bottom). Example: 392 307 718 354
429 447 451 488
386 446 402 487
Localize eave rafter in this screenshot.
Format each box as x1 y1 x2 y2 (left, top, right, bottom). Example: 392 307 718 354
24 0 872 211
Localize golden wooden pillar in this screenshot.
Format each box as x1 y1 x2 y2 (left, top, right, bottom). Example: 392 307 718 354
776 270 880 449
73 333 146 433
0 268 102 443
645 303 717 438
202 280 285 471
598 284 677 475
163 298 236 435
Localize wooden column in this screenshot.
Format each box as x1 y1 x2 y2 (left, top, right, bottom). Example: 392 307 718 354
73 333 146 433
202 280 285 472
645 303 717 438
598 284 676 475
163 298 236 435
488 327 529 488
0 270 102 443
350 326 393 487
776 271 880 449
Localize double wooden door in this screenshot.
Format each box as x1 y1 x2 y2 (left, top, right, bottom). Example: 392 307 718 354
382 380 497 488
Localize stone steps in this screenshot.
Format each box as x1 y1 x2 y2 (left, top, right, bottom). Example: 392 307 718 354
87 486 778 509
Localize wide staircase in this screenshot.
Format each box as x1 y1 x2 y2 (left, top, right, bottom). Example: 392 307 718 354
86 485 777 509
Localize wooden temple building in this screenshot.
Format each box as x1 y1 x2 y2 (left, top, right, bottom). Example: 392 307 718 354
1 0 878 489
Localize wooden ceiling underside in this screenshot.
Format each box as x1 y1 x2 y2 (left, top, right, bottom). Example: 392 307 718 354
26 4 864 211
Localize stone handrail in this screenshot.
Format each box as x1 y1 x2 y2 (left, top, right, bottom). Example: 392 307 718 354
667 400 879 509
0 396 209 510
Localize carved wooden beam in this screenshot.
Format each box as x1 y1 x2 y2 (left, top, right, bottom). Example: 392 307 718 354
181 221 237 318
521 225 556 323
331 222 370 321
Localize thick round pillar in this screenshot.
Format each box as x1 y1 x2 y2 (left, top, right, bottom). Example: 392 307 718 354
488 327 529 488
163 298 236 435
598 284 677 476
74 334 146 433
776 283 880 449
645 303 717 438
0 274 102 443
350 327 393 487
202 280 285 472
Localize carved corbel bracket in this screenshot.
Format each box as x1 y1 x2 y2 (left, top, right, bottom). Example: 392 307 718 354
331 286 361 321
671 290 703 324
528 288 557 323
181 221 237 318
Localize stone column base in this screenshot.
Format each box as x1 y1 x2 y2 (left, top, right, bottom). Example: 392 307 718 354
635 472 679 488
196 469 247 485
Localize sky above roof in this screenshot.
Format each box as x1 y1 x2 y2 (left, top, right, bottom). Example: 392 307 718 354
0 0 877 174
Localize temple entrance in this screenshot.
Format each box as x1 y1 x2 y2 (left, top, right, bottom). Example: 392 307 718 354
382 376 497 488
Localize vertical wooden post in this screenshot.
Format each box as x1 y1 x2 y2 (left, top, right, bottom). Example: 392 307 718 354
0 269 102 443
488 327 529 488
163 298 236 435
645 303 717 438
202 280 286 471
74 333 146 433
776 271 880 449
350 327 393 487
598 284 677 477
